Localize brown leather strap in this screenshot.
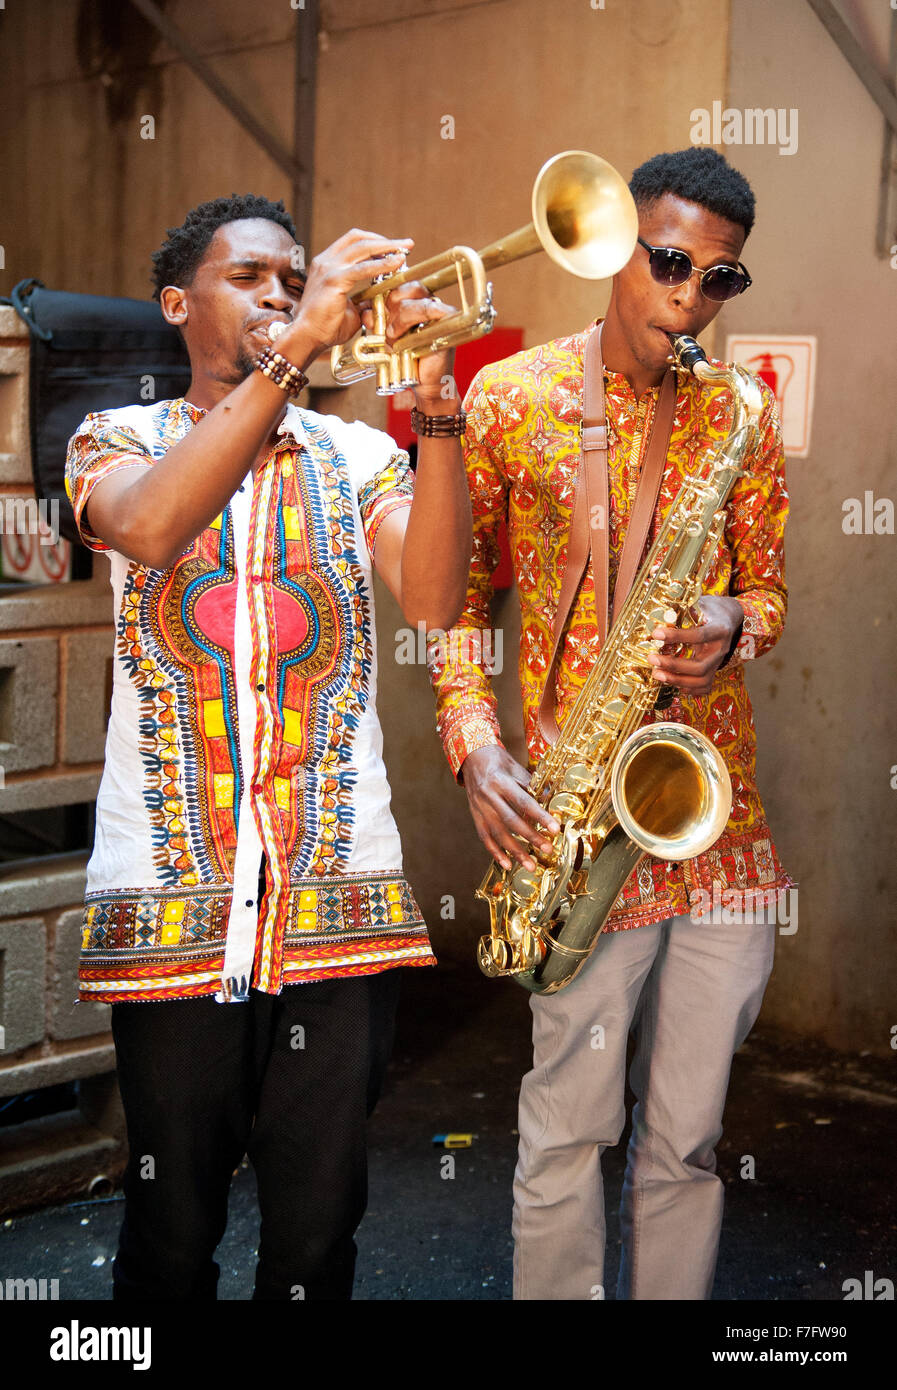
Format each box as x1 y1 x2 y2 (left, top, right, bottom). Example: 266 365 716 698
537 325 678 745
538 326 606 744
611 366 678 623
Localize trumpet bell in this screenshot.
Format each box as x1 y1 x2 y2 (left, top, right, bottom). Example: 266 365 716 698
330 148 639 391
533 149 639 281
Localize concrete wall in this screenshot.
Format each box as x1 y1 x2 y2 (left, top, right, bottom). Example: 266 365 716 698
722 0 897 1054
0 0 893 1057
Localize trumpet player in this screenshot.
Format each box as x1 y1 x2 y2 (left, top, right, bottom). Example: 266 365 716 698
430 148 790 1300
64 193 470 1300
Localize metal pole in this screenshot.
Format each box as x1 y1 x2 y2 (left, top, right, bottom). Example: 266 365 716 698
128 0 304 186
805 0 897 139
292 0 319 261
876 9 897 259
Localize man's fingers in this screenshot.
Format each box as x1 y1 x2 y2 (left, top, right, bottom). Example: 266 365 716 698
652 620 725 647
327 229 414 258
498 779 560 837
339 251 410 289
386 281 429 303
478 795 558 863
473 810 536 872
384 294 453 343
472 816 513 872
468 785 558 869
651 649 721 679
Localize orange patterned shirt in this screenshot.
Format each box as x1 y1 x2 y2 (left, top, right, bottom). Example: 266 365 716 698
429 323 791 929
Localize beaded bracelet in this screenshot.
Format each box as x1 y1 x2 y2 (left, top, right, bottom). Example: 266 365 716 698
255 346 309 395
410 407 467 438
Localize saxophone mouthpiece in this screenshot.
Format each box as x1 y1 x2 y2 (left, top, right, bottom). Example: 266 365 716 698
667 333 708 372
267 320 289 343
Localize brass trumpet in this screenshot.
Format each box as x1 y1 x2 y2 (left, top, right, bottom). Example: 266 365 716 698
330 150 639 395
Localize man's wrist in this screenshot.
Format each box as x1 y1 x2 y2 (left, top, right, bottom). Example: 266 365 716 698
410 406 466 438
720 599 745 667
255 348 309 396
412 383 461 417
268 320 324 373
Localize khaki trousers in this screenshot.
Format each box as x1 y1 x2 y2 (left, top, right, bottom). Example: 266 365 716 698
512 912 775 1300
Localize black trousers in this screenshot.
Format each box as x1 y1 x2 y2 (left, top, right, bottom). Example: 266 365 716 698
109 969 401 1301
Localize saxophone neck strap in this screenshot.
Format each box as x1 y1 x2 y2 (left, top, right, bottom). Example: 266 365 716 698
537 322 678 746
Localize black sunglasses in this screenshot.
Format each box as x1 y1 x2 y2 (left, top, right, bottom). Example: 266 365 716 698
637 237 752 302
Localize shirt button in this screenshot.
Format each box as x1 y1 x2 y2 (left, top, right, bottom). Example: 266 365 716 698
252 575 262 585
251 783 261 795
245 899 254 908
256 682 265 692
238 485 245 493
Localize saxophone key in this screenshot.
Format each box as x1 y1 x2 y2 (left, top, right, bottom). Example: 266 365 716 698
584 732 613 761
520 927 545 970
477 935 509 976
547 791 584 819
509 868 542 907
562 763 597 794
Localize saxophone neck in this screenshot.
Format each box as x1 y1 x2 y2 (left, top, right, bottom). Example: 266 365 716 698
666 333 764 428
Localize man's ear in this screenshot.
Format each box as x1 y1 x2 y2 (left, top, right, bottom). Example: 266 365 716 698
160 284 188 328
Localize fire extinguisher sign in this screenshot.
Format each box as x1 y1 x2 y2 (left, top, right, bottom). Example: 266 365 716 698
724 334 817 458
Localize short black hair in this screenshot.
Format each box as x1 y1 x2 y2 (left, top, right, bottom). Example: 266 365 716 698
629 148 755 237
150 193 298 299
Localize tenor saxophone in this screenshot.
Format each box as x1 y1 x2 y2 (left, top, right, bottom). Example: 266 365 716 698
475 333 764 993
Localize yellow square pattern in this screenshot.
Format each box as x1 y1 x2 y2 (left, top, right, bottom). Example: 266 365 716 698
161 919 182 945
273 775 292 811
282 505 303 539
203 699 226 739
282 707 304 747
298 890 317 910
213 774 235 808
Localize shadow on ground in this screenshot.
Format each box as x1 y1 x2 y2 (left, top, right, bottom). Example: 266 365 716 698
1 962 894 1301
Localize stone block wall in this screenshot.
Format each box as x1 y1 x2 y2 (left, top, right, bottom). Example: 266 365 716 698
0 308 124 1215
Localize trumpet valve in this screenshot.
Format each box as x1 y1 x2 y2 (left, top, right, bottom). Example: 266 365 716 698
397 348 418 390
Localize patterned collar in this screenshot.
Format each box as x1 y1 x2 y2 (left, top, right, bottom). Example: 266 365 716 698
177 396 310 450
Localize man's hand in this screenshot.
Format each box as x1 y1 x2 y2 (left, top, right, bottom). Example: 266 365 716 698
649 595 744 696
375 279 456 398
276 228 415 363
461 745 560 873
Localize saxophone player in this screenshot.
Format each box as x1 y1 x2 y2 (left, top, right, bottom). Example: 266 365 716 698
429 148 790 1300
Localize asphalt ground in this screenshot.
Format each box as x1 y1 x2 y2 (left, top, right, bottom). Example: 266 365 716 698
1 961 894 1308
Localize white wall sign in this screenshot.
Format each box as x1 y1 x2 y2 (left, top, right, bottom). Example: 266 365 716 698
724 334 817 458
